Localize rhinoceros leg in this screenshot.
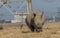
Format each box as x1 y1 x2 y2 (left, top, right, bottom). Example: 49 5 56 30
36 21 45 32
30 25 35 32
26 24 35 32
25 18 35 32
34 23 43 32
36 27 42 32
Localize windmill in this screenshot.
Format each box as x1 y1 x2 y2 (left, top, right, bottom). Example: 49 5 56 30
26 0 32 13
0 0 33 23
11 0 32 23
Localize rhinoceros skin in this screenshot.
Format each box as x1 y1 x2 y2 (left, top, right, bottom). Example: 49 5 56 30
25 11 45 32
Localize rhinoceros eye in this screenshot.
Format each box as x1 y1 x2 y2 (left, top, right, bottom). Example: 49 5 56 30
33 13 36 17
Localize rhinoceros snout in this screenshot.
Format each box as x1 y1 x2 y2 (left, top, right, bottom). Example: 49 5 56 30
36 23 43 28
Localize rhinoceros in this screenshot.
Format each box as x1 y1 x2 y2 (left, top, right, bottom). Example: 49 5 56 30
25 10 45 32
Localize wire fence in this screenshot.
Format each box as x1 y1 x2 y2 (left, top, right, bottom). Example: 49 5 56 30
0 0 27 24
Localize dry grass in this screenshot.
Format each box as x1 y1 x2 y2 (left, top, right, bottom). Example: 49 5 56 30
0 22 60 38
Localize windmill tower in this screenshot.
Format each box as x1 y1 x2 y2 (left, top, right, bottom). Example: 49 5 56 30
12 0 33 23
0 0 33 23
26 0 32 13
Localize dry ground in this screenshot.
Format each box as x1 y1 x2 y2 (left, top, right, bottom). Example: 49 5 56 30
0 22 60 38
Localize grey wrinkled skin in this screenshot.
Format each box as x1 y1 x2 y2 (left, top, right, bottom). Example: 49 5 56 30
25 11 45 32
25 13 35 32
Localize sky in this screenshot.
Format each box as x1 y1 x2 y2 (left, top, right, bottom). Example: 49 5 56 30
0 0 60 20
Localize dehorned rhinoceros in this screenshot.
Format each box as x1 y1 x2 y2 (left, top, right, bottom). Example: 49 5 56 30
25 10 45 32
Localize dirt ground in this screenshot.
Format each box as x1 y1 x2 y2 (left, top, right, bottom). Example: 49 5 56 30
0 22 60 38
